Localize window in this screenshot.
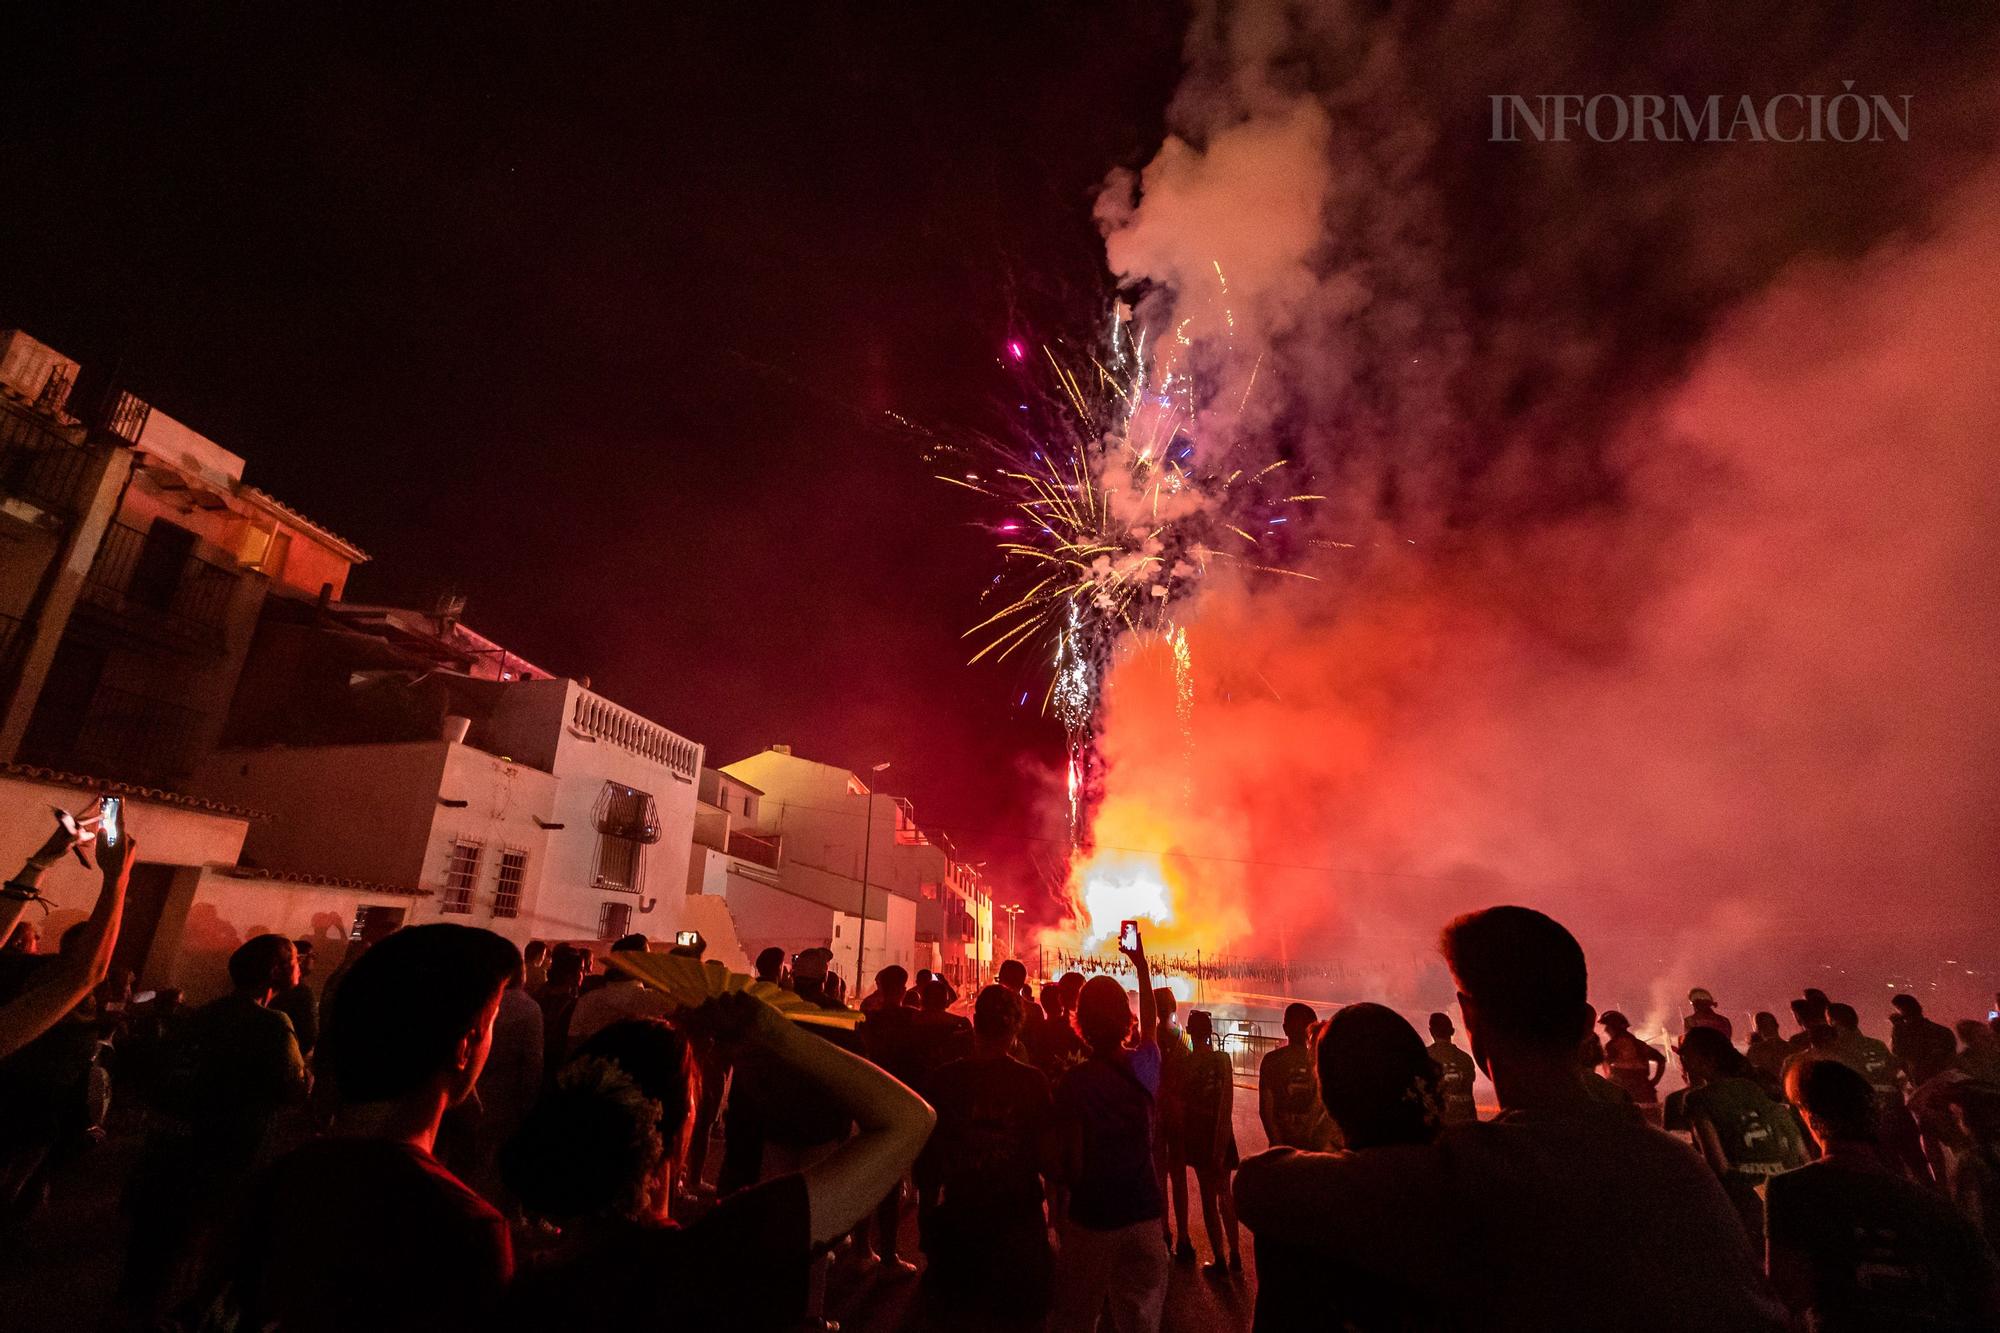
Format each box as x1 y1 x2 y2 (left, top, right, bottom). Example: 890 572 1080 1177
129 521 196 612
591 781 656 895
493 850 527 919
348 904 406 945
597 900 632 941
594 834 642 892
441 840 481 914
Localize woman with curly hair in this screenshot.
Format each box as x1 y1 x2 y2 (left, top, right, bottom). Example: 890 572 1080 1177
502 997 933 1331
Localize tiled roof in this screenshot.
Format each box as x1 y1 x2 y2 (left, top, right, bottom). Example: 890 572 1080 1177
213 865 431 898
0 763 263 820
239 484 371 562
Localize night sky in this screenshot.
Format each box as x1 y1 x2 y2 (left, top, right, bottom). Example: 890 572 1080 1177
0 3 1187 903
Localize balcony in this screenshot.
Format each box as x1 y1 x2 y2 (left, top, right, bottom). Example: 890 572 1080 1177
726 828 782 870
0 407 98 519
79 521 239 652
62 683 206 787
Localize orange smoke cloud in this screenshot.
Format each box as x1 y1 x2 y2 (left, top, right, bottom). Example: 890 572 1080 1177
1060 167 2000 1021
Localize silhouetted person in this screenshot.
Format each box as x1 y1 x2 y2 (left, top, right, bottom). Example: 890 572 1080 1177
861 963 908 1015
1685 987 1733 1042
1252 1002 1445 1332
1264 1002 1335 1146
142 935 308 1258
535 944 587 1077
213 925 522 1332
1769 1058 1999 1331
754 945 787 987
502 1004 933 1333
1747 1011 1791 1093
568 934 670 1045
1032 981 1086 1079
1578 1029 1636 1110
1426 1010 1478 1125
1183 1009 1242 1275
1944 1081 2000 1249
1956 1020 2000 1084
1599 1009 1666 1120
1824 1000 1927 1178
272 937 319 1057
1050 929 1167 1333
917 984 1054 1321
855 965 921 1275
1235 905 1785 1329
908 976 973 1079
1679 1026 1807 1250
1154 987 1194 1262
999 957 1044 1058
521 939 549 991
455 953 543 1206
1787 997 1821 1055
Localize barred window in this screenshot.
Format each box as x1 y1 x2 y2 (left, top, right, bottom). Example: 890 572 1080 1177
597 900 633 941
493 850 527 919
591 781 656 895
594 834 642 893
441 840 481 915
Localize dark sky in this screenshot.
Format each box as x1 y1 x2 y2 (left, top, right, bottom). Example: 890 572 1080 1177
0 3 1187 905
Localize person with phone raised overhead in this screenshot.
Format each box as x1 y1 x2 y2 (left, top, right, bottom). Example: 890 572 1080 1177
1049 921 1168 1333
0 801 134 1062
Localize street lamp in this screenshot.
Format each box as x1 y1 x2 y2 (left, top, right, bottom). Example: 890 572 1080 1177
999 903 1025 964
855 761 890 989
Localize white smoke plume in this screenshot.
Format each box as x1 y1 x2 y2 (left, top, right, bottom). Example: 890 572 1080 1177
1080 0 2000 1028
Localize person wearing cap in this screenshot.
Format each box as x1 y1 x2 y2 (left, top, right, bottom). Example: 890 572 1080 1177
1599 1011 1666 1123
1425 1011 1479 1125
1684 988 1733 1043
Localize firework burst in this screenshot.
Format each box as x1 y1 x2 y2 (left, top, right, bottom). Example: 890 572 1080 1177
935 290 1321 852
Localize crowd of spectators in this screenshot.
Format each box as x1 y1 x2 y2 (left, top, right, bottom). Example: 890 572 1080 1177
3 805 1999 1331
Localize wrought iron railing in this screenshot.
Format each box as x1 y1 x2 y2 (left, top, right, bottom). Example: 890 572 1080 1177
79 521 238 650
62 683 207 787
0 408 98 518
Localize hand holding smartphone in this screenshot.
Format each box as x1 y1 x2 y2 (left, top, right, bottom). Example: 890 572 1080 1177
1118 919 1140 954
99 796 122 849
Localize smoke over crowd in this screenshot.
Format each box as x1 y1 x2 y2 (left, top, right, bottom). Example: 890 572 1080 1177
1076 0 2000 1023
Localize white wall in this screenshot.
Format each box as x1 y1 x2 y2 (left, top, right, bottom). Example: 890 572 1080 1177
0 771 247 931
418 742 558 938
192 742 453 886
532 679 702 948
172 869 417 1003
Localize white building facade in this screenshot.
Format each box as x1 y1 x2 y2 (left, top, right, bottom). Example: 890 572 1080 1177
715 746 991 992
193 673 703 967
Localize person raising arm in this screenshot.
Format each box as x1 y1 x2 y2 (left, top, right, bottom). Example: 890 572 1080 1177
0 822 132 1061
726 989 937 1245
0 805 97 952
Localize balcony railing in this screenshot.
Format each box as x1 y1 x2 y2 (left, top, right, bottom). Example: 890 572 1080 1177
63 683 207 787
79 521 238 651
0 408 98 519
726 828 782 870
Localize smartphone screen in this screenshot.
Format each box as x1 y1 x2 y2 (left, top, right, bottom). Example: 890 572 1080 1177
675 930 699 947
1118 919 1138 952
100 796 122 847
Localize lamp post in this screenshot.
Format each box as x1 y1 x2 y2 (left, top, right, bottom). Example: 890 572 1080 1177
999 903 1024 965
855 761 890 990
